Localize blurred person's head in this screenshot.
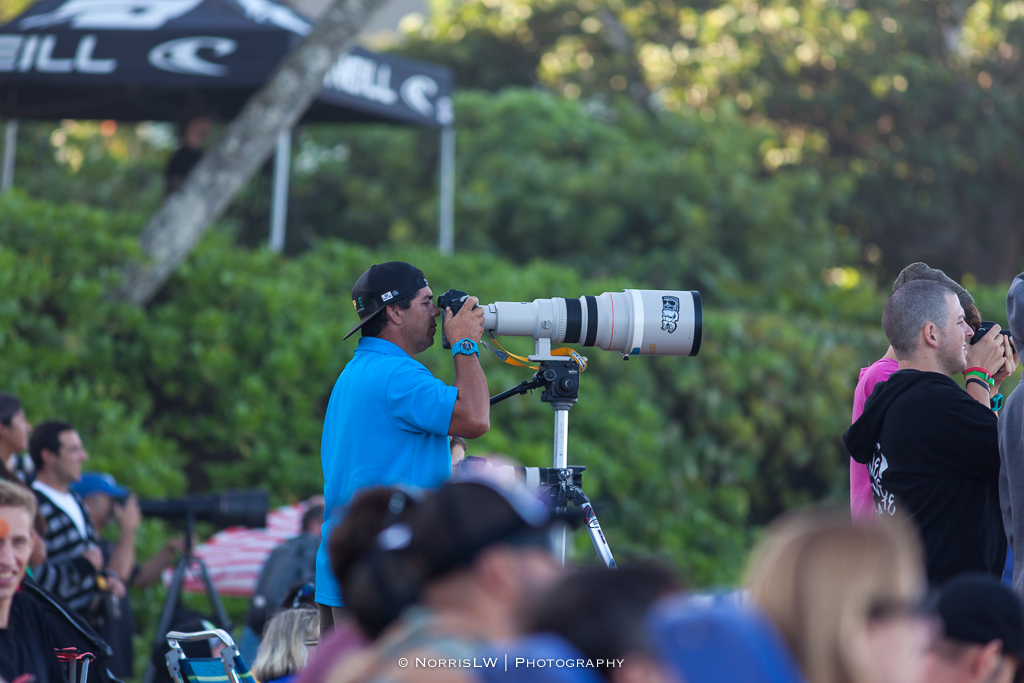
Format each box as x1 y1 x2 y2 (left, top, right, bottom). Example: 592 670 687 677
526 562 681 682
329 486 423 589
344 480 566 640
884 280 971 374
745 509 931 683
647 597 805 683
29 421 87 491
181 115 213 149
302 504 324 536
251 607 320 683
0 393 30 461
918 574 1024 683
0 479 37 626
72 471 129 530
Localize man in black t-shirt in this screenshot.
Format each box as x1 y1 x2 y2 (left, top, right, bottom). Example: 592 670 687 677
0 479 63 683
845 279 1015 585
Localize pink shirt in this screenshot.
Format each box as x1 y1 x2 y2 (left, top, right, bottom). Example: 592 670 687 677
850 357 899 519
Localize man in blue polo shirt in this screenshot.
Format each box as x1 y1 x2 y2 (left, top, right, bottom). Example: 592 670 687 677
315 261 490 630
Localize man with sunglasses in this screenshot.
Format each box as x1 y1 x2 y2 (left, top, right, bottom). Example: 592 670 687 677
315 262 491 633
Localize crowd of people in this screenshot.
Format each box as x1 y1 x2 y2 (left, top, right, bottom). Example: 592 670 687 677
4 259 1024 683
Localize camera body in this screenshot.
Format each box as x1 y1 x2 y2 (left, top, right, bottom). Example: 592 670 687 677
437 288 474 349
971 320 1016 353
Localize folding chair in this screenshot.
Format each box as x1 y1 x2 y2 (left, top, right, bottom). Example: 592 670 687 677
164 629 256 683
54 647 95 683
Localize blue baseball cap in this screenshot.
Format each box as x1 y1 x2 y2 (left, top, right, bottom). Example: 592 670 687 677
72 472 129 500
647 596 806 683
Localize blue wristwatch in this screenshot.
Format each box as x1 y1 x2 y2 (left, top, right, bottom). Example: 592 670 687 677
453 339 479 357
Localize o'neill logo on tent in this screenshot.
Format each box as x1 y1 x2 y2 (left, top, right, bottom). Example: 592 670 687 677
324 53 446 122
19 0 204 30
149 36 237 76
0 34 116 73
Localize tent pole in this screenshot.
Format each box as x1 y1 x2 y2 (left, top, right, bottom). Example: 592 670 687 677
269 129 291 253
2 119 17 193
438 125 455 255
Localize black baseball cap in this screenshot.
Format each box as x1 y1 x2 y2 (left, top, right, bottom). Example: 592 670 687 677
930 573 1024 660
343 262 429 340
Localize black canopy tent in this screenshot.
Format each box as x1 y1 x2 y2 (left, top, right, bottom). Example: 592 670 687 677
0 0 456 251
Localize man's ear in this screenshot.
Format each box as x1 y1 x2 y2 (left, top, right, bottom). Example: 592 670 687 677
922 321 941 349
384 304 403 326
972 640 1005 680
40 447 59 469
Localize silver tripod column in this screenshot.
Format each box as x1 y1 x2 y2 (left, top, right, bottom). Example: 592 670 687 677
551 402 572 565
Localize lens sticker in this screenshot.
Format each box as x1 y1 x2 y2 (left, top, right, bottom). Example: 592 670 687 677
661 296 680 334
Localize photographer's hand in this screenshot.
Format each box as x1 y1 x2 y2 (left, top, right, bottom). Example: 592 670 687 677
993 334 1018 393
445 296 490 439
966 324 1007 377
443 296 485 344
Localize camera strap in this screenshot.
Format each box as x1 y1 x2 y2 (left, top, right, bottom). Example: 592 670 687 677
483 333 588 372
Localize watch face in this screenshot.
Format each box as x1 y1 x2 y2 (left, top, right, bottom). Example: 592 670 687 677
459 340 474 351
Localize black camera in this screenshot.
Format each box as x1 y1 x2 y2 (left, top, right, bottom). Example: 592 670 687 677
437 289 474 349
971 320 1016 354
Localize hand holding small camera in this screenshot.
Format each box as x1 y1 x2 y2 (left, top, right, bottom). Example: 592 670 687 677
443 295 484 346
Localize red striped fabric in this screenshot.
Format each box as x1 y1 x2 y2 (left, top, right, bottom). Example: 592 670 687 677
162 503 307 597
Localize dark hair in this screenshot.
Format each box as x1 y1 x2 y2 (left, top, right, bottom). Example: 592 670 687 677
28 420 74 473
301 505 325 534
0 392 21 426
361 268 426 338
526 562 681 675
964 304 981 333
329 487 421 584
450 436 468 453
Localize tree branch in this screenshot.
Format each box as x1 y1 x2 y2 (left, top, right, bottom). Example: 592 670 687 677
110 0 381 305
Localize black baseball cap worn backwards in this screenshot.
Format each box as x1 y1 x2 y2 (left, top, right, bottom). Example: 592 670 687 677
344 262 429 340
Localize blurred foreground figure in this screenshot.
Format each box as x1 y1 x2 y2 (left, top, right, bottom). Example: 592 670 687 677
0 479 63 683
746 509 934 683
524 562 680 682
329 480 566 683
648 598 806 683
252 606 320 683
918 574 1024 683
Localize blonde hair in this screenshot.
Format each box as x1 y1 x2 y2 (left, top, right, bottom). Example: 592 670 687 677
251 608 319 682
0 479 37 519
744 509 925 683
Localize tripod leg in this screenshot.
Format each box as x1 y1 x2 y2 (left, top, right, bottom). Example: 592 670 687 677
195 556 234 631
571 488 616 568
143 555 190 683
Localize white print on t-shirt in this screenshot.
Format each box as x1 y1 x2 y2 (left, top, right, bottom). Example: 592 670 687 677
869 446 897 517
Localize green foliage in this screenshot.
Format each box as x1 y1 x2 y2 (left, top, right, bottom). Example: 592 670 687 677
1 191 893 587
395 0 1024 283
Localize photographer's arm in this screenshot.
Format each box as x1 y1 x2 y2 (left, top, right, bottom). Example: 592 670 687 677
445 298 490 438
107 495 140 582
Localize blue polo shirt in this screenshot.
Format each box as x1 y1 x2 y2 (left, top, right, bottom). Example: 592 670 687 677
315 336 458 606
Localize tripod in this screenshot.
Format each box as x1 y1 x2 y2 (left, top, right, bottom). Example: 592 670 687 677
142 513 234 683
490 339 617 568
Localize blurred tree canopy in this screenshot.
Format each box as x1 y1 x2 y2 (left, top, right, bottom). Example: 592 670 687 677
395 0 1024 284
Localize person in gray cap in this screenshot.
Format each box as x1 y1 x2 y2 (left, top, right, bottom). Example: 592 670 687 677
315 262 490 635
999 273 1024 597
849 263 1012 520
918 573 1024 683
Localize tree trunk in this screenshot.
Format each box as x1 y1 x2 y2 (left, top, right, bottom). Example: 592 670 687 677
110 0 381 306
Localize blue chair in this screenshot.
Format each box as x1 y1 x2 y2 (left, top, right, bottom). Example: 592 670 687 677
164 629 256 683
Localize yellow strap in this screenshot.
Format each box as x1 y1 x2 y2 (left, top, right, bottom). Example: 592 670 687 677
485 334 587 372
